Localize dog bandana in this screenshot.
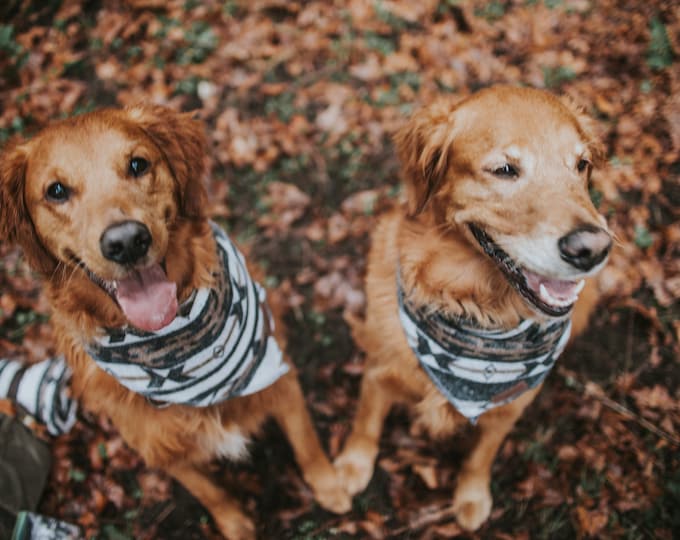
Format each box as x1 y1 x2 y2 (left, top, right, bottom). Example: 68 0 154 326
0 356 77 436
86 222 288 408
397 281 571 423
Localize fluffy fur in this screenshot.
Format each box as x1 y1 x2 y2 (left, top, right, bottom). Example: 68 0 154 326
0 105 349 540
334 86 611 531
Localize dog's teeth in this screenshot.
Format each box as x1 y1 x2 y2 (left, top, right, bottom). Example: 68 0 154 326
539 283 553 304
539 283 573 308
574 279 585 295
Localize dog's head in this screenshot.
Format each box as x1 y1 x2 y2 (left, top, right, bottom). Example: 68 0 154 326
0 104 209 331
395 86 611 317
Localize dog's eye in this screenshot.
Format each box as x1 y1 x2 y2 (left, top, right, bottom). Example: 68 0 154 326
46 182 70 202
493 164 519 178
129 157 150 177
577 159 591 173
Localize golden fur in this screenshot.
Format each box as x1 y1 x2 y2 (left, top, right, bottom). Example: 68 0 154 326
0 105 350 540
335 86 611 531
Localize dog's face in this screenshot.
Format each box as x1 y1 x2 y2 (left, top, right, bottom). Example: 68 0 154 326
0 105 208 331
396 86 611 317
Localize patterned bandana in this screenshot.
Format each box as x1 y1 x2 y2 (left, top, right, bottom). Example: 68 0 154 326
397 281 571 423
86 222 288 408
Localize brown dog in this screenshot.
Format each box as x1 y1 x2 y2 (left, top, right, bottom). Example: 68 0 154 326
0 105 350 539
334 86 612 531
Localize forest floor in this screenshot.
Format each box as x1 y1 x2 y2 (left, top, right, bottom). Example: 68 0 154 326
0 1 678 538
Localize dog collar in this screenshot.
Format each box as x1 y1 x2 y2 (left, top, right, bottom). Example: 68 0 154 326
397 279 571 423
86 222 288 408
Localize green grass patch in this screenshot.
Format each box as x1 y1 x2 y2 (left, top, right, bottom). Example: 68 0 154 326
589 186 603 209
153 16 181 39
390 71 421 91
101 524 134 540
292 519 328 540
0 24 22 56
177 21 218 65
579 467 605 498
374 0 412 31
0 114 28 142
634 224 653 249
542 65 577 88
364 31 396 55
264 91 298 122
647 17 673 70
174 75 203 96
68 468 87 482
475 1 506 21
97 442 108 461
0 309 49 342
534 505 573 539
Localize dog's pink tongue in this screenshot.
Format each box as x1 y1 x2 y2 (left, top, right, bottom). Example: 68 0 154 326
115 264 178 332
524 269 583 304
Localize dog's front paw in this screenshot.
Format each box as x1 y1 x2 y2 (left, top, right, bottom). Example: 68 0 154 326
302 459 352 514
452 473 492 531
334 444 376 496
313 476 352 515
214 510 256 540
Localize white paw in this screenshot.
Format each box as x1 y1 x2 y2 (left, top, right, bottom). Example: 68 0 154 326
215 511 255 540
334 447 376 496
452 476 492 531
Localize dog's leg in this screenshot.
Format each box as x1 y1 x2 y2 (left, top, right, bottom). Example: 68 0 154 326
334 368 398 496
271 373 351 514
167 463 255 540
452 386 541 531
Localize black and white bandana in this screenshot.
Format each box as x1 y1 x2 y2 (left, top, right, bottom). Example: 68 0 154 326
0 356 77 436
397 281 571 423
12 511 81 540
86 222 288 408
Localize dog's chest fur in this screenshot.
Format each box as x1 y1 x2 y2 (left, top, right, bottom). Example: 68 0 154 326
202 424 251 461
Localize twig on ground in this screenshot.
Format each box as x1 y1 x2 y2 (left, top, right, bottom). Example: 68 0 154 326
142 501 176 538
556 366 680 447
388 503 459 537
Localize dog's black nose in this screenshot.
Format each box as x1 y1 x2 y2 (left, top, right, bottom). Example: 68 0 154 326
100 221 151 264
558 225 611 271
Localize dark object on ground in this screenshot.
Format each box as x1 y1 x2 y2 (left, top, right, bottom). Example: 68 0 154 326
0 414 81 539
0 414 51 530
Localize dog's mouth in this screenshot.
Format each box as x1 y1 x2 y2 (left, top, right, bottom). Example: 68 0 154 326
468 224 584 317
67 252 178 332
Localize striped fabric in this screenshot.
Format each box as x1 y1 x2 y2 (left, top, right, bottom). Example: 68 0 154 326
0 356 77 436
11 511 81 540
397 281 571 423
86 222 288 407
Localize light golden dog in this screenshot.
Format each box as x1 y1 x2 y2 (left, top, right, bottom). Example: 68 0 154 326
0 105 350 539
334 86 612 531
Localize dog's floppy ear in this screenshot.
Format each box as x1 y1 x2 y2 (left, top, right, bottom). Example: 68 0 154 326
394 99 456 217
560 95 606 166
126 104 209 219
0 139 57 275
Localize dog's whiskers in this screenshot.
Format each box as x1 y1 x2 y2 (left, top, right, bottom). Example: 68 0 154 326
432 220 456 235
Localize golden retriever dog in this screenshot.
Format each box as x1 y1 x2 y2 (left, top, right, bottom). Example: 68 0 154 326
0 105 350 539
334 86 612 531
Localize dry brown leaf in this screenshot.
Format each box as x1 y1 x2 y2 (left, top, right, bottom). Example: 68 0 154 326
341 189 380 215
632 385 678 412
257 181 311 232
412 463 438 489
575 506 609 537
